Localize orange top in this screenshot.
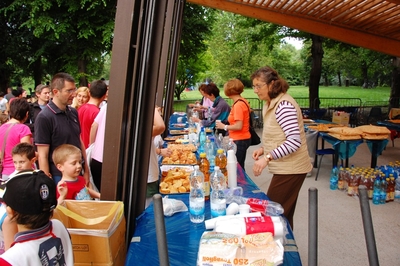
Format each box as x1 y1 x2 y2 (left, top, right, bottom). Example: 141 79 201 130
228 99 251 141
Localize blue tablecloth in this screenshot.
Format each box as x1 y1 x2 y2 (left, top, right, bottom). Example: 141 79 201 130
318 132 388 168
125 166 302 266
377 120 400 131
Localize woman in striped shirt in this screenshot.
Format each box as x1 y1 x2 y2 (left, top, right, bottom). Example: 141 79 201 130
251 66 312 229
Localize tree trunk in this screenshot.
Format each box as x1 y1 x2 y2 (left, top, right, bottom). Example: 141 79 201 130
78 59 88 87
308 34 323 110
337 71 342 87
323 73 329 86
390 57 400 108
361 61 368 88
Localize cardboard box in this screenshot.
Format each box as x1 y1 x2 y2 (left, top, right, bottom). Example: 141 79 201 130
332 111 350 126
53 200 126 266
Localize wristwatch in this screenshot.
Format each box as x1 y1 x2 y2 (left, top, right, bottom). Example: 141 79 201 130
224 125 228 131
264 153 272 162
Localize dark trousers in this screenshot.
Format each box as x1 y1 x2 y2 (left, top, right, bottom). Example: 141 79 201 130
90 158 102 191
234 138 251 171
267 173 307 230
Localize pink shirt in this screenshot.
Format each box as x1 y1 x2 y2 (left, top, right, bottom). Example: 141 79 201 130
91 104 107 162
0 123 32 175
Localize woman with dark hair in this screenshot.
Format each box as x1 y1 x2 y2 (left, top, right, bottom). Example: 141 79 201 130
0 98 32 181
191 83 231 131
251 66 312 229
188 84 214 119
215 79 251 170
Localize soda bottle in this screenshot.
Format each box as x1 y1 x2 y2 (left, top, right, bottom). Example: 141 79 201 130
338 166 345 191
198 152 210 200
210 166 227 218
385 177 391 202
189 165 205 223
215 149 227 179
389 176 395 202
330 166 338 190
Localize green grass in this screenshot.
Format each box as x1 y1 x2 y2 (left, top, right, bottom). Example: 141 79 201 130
179 86 391 103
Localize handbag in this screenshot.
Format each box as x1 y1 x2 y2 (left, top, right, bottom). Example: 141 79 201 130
0 123 16 181
234 99 261 146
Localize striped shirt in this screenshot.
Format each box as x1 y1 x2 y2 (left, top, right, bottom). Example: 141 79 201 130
270 100 301 160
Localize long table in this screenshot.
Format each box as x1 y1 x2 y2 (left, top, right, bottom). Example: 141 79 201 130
315 132 388 168
125 165 302 266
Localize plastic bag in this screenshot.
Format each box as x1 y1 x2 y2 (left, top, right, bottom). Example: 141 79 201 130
162 196 188 216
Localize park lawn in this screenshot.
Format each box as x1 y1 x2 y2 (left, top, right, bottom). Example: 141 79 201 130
179 86 391 103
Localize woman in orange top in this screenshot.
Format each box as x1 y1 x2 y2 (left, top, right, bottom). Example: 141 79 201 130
216 79 251 170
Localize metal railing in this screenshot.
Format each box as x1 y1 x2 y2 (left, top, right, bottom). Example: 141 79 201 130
172 97 398 126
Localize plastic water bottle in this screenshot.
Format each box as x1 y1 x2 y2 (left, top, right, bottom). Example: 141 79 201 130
189 165 205 223
380 174 387 204
330 166 339 190
227 138 237 154
210 166 226 218
199 127 206 153
205 137 216 171
372 175 381 205
395 176 400 202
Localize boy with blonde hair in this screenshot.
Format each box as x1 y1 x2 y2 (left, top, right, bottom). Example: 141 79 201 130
52 144 100 200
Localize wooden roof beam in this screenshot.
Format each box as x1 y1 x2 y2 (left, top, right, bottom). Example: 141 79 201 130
188 0 400 57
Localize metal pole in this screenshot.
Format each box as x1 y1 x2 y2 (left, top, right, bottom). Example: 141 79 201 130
358 185 380 266
308 187 318 266
153 194 170 266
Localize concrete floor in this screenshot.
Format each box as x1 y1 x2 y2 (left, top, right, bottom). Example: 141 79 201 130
244 128 400 266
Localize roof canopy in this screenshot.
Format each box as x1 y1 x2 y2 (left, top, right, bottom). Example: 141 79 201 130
188 0 400 57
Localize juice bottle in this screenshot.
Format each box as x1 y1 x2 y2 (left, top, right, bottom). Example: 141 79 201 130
198 152 210 200
215 148 227 184
389 176 395 201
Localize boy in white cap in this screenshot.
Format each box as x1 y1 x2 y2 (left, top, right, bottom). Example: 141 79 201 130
0 170 73 265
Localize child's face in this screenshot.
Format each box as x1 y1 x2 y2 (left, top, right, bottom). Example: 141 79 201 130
13 154 35 171
59 153 82 178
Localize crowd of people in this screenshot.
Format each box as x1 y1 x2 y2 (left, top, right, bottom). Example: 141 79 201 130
0 66 311 263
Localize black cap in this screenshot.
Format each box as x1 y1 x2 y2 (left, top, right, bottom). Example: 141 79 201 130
3 170 57 215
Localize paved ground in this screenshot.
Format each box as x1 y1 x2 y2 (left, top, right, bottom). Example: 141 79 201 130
244 128 400 266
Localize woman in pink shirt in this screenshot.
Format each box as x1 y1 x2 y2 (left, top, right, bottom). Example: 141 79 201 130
0 99 32 181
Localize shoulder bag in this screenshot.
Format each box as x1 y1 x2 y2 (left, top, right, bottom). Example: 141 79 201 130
234 99 261 146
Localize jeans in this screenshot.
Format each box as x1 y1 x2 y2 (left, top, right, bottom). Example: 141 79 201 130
234 138 251 171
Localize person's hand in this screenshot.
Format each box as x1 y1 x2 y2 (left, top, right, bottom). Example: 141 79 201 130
253 156 268 176
160 148 172 157
191 117 200 123
57 181 68 203
214 120 222 130
252 147 264 160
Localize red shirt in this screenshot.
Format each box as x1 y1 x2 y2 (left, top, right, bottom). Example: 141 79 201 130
78 103 100 148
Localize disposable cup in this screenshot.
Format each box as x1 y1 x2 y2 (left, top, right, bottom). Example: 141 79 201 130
239 204 250 214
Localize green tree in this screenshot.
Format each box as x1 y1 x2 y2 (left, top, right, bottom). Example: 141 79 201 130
4 0 115 86
175 3 215 100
